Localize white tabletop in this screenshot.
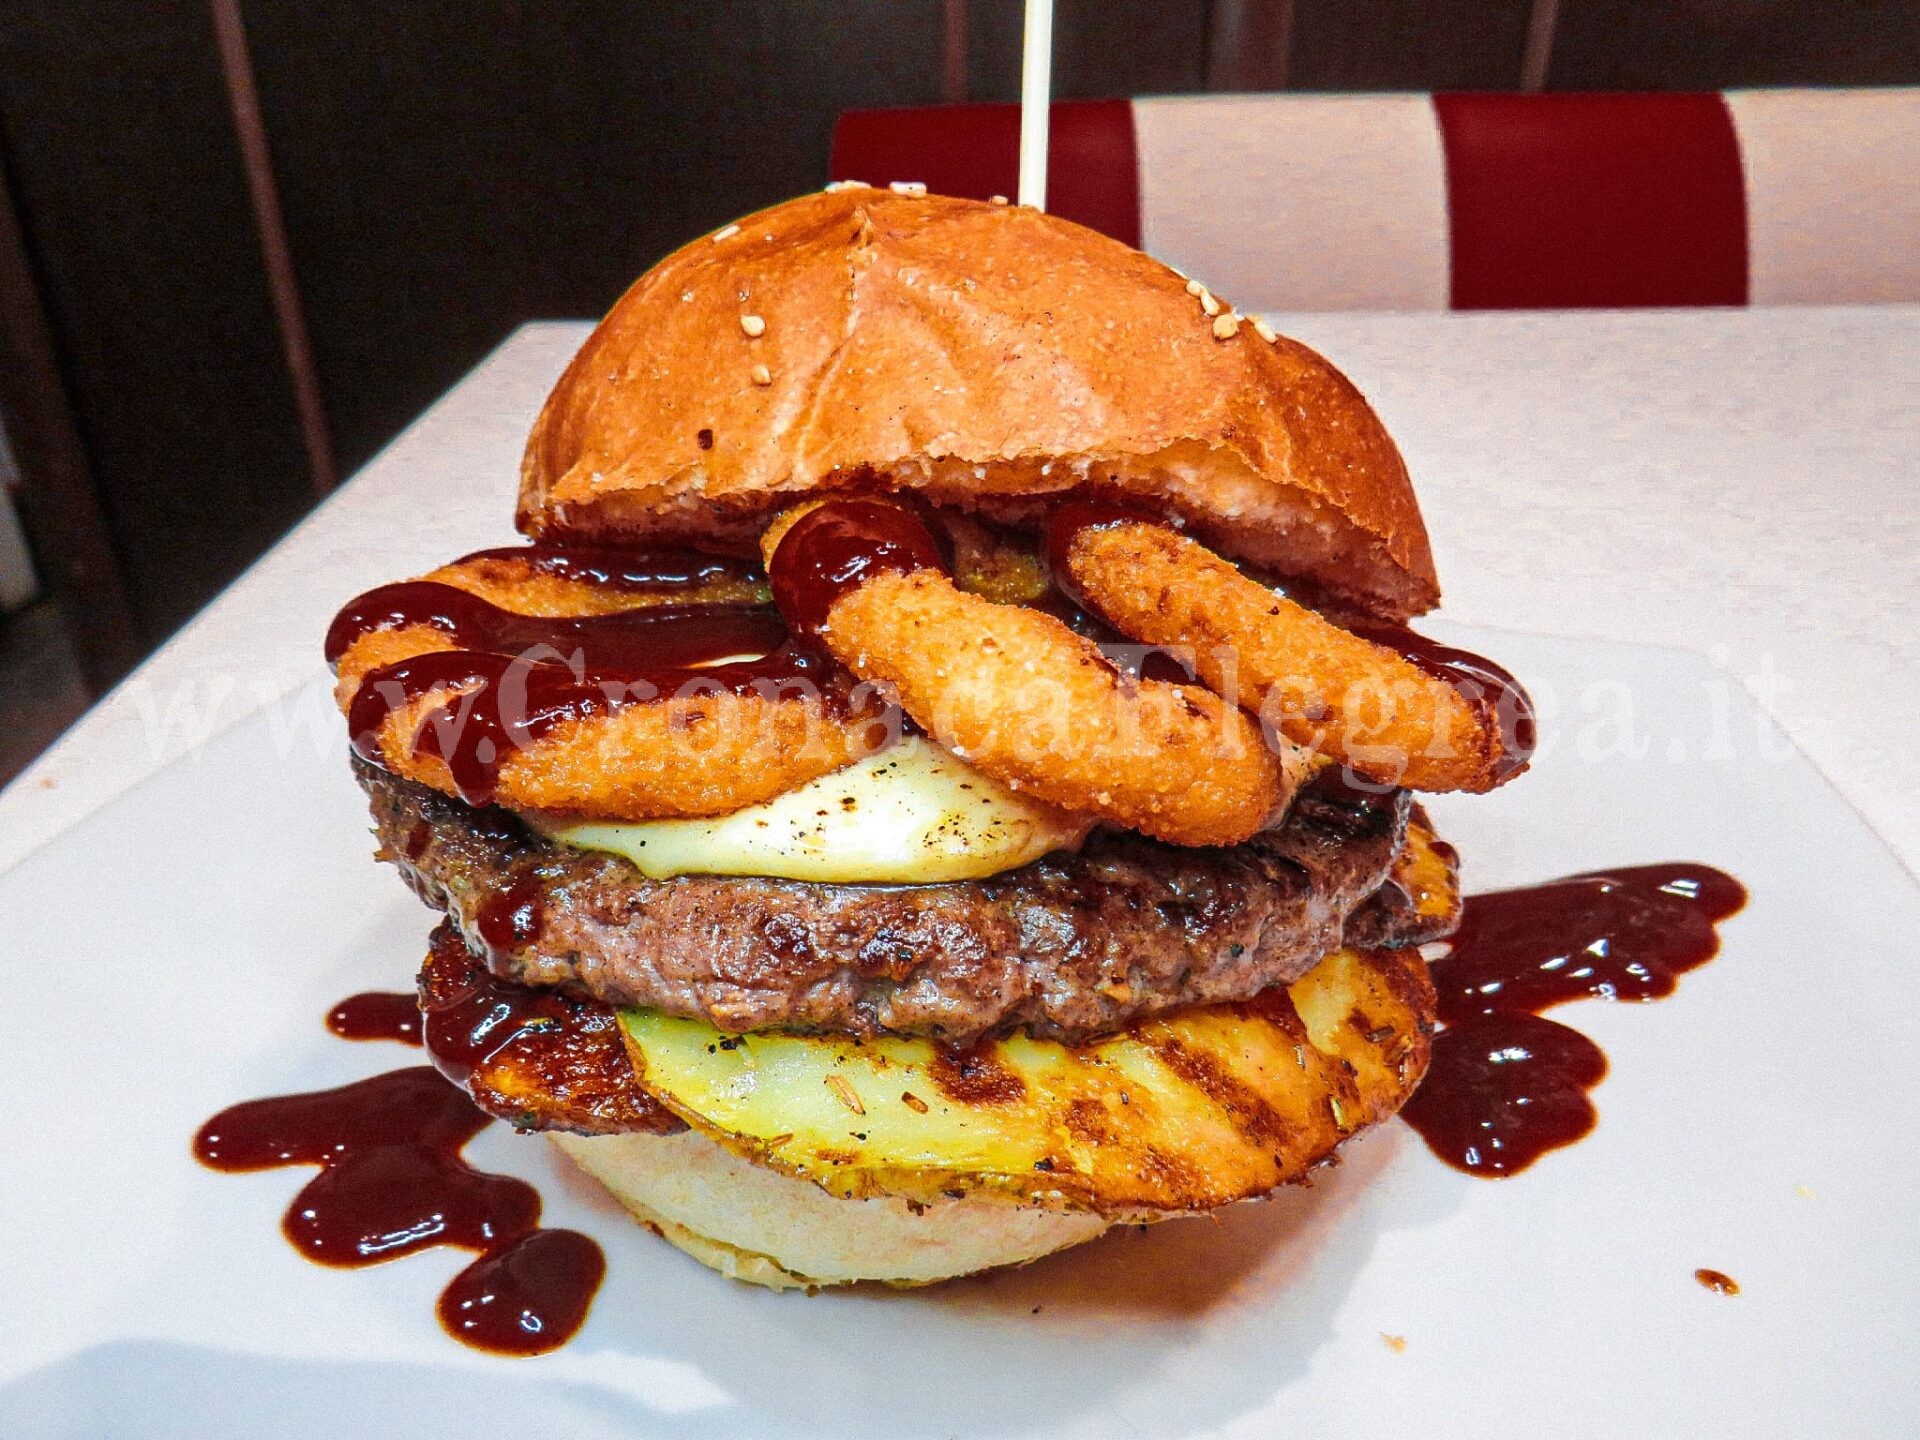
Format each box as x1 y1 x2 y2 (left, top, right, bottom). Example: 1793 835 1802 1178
3 309 1915 878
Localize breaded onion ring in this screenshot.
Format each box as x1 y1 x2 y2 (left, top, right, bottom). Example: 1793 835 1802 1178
328 557 886 820
766 500 1298 847
1047 511 1533 792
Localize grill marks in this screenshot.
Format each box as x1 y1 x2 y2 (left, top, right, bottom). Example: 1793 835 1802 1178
928 1042 1028 1106
1142 1032 1299 1152
398 933 1435 1221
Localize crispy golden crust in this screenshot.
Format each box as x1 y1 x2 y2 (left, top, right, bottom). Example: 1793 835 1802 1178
518 188 1438 619
1063 520 1515 791
819 567 1297 847
345 666 875 821
332 562 876 822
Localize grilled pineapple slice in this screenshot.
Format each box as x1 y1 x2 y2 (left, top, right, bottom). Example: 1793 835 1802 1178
619 946 1435 1216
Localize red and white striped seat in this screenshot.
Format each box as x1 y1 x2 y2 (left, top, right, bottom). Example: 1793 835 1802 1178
831 89 1920 311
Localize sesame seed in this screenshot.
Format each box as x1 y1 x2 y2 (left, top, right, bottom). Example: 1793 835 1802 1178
712 223 739 241
1184 278 1204 296
1213 313 1241 340
751 364 772 386
740 313 766 337
1199 289 1222 317
1251 316 1278 343
989 194 1009 205
825 179 869 192
890 180 927 196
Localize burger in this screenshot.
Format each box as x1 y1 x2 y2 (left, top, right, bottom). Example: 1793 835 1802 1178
325 185 1532 1290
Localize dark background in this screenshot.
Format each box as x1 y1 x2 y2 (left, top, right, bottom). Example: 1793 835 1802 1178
1 0 1916 769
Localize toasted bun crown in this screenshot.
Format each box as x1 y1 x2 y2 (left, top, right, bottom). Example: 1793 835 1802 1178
521 188 1438 616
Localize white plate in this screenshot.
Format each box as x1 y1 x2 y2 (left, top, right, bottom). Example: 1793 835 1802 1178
4 627 1917 1439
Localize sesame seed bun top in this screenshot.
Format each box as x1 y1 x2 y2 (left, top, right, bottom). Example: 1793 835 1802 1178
519 186 1439 618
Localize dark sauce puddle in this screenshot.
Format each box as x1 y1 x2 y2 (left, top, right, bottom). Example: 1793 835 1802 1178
194 999 603 1356
325 990 422 1045
1403 864 1747 1176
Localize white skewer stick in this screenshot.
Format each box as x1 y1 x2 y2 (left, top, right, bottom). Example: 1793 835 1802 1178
1017 0 1054 209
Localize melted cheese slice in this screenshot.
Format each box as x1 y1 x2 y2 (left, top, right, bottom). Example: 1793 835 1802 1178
540 735 1093 883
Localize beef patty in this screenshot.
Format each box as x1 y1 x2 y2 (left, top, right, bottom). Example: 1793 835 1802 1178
360 756 1454 1044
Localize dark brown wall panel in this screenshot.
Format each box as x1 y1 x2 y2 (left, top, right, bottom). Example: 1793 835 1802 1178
1549 0 1920 89
968 0 1211 100
243 2 946 472
0 2 312 640
1288 0 1536 90
0 167 141 689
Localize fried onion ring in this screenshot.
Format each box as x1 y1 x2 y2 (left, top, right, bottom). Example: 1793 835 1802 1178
1049 513 1532 792
766 500 1298 847
329 558 885 820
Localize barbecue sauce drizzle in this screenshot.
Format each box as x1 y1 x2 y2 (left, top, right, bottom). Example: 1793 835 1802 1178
451 541 760 593
766 498 946 638
325 991 422 1045
195 972 609 1358
1402 864 1747 1176
328 574 823 809
332 514 1537 810
194 1062 603 1356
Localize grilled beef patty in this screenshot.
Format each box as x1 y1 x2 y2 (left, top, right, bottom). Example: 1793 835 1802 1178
360 756 1450 1044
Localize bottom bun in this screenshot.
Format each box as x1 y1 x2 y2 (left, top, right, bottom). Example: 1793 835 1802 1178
550 1127 1112 1289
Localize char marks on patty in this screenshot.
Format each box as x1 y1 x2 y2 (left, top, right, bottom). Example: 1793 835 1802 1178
363 756 1455 1045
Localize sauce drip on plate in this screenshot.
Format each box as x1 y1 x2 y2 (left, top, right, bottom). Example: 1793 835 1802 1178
194 1065 603 1356
325 991 423 1045
1403 864 1747 1176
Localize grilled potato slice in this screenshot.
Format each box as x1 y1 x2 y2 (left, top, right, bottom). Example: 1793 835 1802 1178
619 945 1435 1216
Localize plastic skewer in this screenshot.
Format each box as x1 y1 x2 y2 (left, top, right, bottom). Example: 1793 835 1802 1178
1017 0 1054 209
